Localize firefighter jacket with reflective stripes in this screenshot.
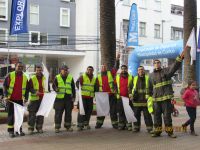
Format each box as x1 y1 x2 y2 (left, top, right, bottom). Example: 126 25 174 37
81 73 96 98
150 56 183 102
7 71 28 100
29 75 45 101
56 74 73 99
97 71 114 93
116 73 133 99
132 75 153 107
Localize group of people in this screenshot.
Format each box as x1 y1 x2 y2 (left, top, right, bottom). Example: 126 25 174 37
2 51 199 139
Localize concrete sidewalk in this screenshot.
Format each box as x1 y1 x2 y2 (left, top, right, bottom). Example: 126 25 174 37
0 106 200 150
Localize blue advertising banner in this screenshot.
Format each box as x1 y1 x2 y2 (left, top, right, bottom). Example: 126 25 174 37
10 0 28 35
126 3 138 48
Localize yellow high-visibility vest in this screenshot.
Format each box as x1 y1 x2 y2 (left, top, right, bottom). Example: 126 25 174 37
29 75 45 101
8 71 28 99
81 73 96 97
98 71 114 93
56 74 73 99
116 74 133 99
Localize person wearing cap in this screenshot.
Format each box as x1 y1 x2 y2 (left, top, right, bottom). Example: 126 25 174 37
150 54 184 138
52 65 76 133
3 62 28 138
95 54 120 129
76 66 97 131
27 65 50 134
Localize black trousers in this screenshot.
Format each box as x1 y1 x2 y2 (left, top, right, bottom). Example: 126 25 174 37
7 100 23 133
133 106 153 131
96 95 118 127
153 99 173 134
54 94 73 129
117 99 132 128
28 100 44 131
77 97 93 128
183 106 196 132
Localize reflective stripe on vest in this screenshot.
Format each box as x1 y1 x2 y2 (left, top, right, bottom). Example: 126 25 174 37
132 75 150 99
116 74 133 99
81 73 96 97
132 103 147 107
97 71 114 92
56 74 73 99
8 71 28 99
147 97 153 113
153 80 173 89
29 75 45 101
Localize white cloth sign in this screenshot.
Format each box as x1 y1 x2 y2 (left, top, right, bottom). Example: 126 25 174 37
79 83 85 115
14 103 25 134
121 96 136 123
186 27 197 65
42 63 49 92
95 92 110 117
36 92 56 117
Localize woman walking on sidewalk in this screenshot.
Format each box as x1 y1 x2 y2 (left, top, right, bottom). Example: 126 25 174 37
182 80 200 136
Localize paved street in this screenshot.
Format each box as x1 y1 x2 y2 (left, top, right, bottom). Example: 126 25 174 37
0 106 200 150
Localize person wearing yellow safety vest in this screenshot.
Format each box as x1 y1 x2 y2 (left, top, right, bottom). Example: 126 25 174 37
3 62 28 138
52 65 76 133
28 65 49 134
116 65 133 131
95 54 120 129
76 66 97 131
150 54 184 138
130 66 153 133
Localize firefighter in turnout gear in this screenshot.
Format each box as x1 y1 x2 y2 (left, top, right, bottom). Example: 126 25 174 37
76 66 97 131
95 54 120 129
150 55 184 138
3 62 28 138
52 65 76 133
131 66 153 133
28 65 49 134
116 65 133 131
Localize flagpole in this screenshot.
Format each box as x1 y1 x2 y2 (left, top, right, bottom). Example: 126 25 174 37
6 35 10 74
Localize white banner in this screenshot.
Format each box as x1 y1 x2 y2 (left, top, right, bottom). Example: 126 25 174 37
14 103 25 134
79 83 85 115
121 96 136 123
42 63 49 92
36 92 56 117
95 92 110 117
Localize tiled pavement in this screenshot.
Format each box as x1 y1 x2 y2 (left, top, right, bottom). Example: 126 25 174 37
0 106 200 150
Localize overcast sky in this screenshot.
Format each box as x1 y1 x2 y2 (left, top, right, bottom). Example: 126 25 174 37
171 0 200 18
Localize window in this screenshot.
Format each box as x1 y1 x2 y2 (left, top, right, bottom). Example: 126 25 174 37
123 0 130 6
139 0 147 9
146 59 153 65
30 4 39 25
154 0 161 12
0 0 8 21
171 27 183 40
60 8 70 27
60 36 68 45
139 22 146 37
40 33 48 45
0 28 7 45
122 19 129 41
154 24 160 38
29 31 40 45
171 4 183 16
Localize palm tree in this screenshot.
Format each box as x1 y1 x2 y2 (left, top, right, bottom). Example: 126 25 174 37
100 0 116 70
183 0 197 83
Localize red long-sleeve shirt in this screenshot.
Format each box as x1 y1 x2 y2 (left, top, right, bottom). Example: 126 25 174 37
182 88 200 108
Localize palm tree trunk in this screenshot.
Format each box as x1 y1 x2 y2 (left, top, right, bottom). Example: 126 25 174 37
183 0 197 84
100 0 116 70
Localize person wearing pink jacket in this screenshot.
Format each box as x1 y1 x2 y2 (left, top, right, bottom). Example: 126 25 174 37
182 80 200 136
